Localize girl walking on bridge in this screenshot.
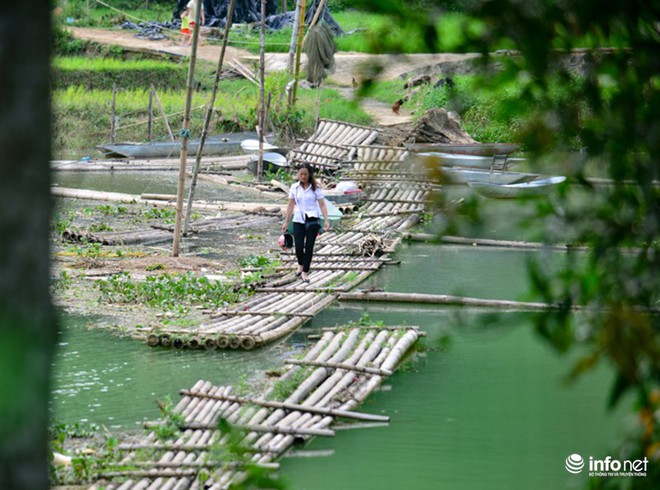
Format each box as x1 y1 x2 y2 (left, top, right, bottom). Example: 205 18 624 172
283 164 331 283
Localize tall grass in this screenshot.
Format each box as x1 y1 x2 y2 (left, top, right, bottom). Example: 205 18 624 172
53 56 188 90
54 56 182 72
52 75 371 158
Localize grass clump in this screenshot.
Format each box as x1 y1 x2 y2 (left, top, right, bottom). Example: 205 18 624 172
96 271 245 310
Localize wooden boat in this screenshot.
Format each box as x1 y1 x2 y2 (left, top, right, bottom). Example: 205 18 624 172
97 132 258 159
467 175 567 198
405 142 519 156
247 152 289 175
416 151 526 170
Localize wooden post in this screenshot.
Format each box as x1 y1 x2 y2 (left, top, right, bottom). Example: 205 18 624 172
183 0 236 236
282 0 287 14
147 87 153 141
151 84 175 141
110 82 117 143
173 0 203 257
290 0 307 106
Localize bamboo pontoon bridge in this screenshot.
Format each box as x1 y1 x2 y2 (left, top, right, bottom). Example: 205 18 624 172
88 121 430 489
142 120 437 350
97 324 425 489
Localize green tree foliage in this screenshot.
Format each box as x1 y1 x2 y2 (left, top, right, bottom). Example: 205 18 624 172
357 0 660 478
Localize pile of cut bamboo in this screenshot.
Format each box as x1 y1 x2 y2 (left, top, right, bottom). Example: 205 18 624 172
98 324 424 489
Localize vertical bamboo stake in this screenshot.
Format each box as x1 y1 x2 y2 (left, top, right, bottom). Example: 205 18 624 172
173 0 202 257
282 0 287 14
291 0 307 106
151 84 175 141
147 88 153 141
314 80 322 132
183 0 236 236
110 82 117 143
287 0 302 75
257 0 267 182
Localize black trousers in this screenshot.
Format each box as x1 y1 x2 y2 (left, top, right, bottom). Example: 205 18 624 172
293 221 320 273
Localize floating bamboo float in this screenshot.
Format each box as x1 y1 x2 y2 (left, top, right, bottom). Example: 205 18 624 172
97 325 422 489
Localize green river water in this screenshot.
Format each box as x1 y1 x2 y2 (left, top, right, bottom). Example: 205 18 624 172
51 175 633 489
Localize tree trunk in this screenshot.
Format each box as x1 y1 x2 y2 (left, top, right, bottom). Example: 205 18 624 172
0 2 56 489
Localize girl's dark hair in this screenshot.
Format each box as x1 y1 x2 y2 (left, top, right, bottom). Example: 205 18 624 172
298 163 317 191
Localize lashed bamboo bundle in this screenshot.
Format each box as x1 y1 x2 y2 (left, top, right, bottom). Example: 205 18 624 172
102 326 422 490
61 228 171 246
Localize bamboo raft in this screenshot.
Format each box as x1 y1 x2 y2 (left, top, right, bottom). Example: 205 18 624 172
97 325 424 489
143 142 428 350
288 120 380 169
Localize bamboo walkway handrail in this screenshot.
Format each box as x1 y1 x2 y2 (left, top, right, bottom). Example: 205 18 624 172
284 358 393 377
178 390 390 422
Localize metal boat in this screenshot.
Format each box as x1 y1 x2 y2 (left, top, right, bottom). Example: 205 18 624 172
97 132 259 159
417 151 526 170
405 142 519 156
467 175 567 198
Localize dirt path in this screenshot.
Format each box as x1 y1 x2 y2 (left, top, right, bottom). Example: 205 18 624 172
68 27 477 126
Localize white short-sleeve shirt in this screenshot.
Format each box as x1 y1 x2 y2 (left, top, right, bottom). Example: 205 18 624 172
289 182 325 223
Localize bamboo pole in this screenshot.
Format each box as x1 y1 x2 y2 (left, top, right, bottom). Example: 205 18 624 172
103 461 279 469
287 0 303 75
290 0 307 106
257 0 267 182
173 0 203 256
52 186 286 213
338 291 567 310
147 87 153 141
151 84 175 141
182 422 334 437
183 0 236 236
110 82 117 143
285 358 392 376
179 390 389 422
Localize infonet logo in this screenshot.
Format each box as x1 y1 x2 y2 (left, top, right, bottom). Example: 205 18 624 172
565 454 649 477
565 454 584 474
